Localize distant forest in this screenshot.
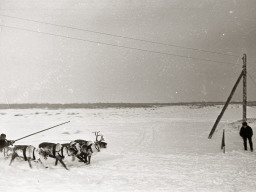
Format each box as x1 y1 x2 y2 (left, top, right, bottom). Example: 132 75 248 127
0 102 256 109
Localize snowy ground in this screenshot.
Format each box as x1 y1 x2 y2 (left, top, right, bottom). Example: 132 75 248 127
1 104 256 192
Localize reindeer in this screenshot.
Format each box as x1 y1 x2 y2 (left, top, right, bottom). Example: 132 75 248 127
39 142 68 170
59 143 76 158
69 140 95 164
54 141 93 165
70 132 107 164
57 132 106 165
93 131 107 148
61 139 99 165
57 142 80 163
9 145 48 169
78 140 103 164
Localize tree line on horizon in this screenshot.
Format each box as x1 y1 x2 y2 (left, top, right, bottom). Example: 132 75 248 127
0 102 256 109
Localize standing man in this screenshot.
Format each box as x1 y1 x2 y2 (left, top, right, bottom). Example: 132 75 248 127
239 122 253 152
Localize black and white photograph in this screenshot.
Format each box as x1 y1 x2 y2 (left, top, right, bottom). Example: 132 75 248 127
0 1 256 191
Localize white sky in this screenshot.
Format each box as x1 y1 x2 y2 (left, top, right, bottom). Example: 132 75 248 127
0 0 255 103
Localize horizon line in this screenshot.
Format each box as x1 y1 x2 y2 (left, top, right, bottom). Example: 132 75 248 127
0 101 255 109
0 101 256 105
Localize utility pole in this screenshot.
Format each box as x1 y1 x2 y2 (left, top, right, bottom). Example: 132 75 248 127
208 71 243 139
242 54 247 122
208 54 248 139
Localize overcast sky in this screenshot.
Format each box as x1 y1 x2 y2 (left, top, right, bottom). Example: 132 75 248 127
0 0 255 103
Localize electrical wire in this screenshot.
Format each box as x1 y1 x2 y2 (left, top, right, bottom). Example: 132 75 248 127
0 24 239 66
0 14 240 58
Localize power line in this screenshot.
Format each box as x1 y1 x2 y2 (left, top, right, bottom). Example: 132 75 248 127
0 24 240 66
0 24 238 66
0 14 240 58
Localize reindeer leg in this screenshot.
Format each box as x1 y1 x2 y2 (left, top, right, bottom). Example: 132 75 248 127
3 147 7 157
38 159 48 168
86 156 91 165
55 159 59 166
76 153 87 163
9 152 18 166
83 153 88 163
82 153 88 164
76 154 83 162
80 152 88 163
56 156 68 170
27 158 33 169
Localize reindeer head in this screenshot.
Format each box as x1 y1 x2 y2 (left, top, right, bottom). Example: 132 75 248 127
93 131 107 148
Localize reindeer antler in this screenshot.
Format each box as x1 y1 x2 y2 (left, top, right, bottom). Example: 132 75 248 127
100 135 105 141
92 131 100 141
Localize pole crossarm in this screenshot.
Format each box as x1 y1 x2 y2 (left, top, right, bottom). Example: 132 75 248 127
208 71 244 139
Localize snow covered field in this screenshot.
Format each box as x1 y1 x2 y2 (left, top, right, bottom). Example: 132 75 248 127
1 104 256 192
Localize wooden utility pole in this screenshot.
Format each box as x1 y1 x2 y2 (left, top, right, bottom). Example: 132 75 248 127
208 71 244 139
242 54 247 122
208 53 248 139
